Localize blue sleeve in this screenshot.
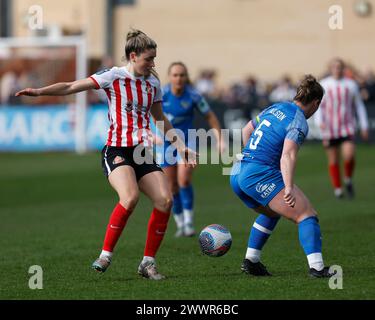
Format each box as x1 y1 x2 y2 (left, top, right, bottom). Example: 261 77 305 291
285 128 306 146
190 87 211 115
195 96 211 115
285 109 308 147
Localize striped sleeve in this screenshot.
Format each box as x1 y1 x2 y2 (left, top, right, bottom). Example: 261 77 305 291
90 67 117 89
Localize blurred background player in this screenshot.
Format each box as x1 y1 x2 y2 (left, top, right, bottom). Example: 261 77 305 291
15 29 197 280
231 75 335 278
315 58 369 199
152 62 225 237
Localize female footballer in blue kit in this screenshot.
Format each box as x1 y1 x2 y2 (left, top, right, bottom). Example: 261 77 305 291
152 62 225 237
231 75 335 278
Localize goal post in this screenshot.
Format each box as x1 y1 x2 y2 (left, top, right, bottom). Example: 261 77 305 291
0 35 88 153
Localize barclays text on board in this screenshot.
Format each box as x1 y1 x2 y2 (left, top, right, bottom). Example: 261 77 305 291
0 105 108 151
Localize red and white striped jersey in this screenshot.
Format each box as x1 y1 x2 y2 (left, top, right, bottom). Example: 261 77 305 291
90 66 162 147
315 76 369 140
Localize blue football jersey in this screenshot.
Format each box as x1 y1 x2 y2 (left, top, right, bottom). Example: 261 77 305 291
151 84 211 137
242 101 308 168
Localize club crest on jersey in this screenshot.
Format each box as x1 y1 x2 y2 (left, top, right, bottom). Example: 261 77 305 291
125 101 133 112
180 100 190 109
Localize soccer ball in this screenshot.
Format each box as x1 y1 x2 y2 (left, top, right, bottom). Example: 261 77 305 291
198 224 232 257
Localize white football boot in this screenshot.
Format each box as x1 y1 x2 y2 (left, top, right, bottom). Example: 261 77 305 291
138 260 165 280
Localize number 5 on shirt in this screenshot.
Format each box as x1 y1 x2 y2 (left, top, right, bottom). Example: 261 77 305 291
250 119 271 150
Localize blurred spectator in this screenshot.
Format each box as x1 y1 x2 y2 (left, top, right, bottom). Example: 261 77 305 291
195 69 218 99
361 70 375 103
2 55 373 110
101 56 114 70
0 67 18 105
241 76 260 113
269 75 296 103
0 60 30 105
88 55 115 104
221 82 247 109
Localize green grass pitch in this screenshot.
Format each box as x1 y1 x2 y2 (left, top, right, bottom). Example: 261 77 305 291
1 143 375 300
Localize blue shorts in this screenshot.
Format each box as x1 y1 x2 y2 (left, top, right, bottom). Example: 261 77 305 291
154 135 196 168
230 161 285 209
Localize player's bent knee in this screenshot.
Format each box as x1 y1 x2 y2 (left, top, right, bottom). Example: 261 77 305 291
119 194 139 212
154 195 173 213
295 210 318 224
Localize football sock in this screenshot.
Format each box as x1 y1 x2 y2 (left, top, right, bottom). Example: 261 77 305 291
174 214 184 229
334 188 343 197
100 250 113 260
172 192 184 229
180 185 194 211
329 164 342 189
172 192 183 214
102 203 132 253
298 216 324 271
144 208 170 258
180 185 194 226
246 214 280 263
183 209 194 227
344 159 355 181
142 256 155 264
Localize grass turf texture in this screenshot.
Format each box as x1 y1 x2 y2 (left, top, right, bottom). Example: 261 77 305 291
1 143 374 300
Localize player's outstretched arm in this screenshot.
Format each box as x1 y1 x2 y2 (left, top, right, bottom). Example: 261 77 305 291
280 139 299 208
15 78 96 97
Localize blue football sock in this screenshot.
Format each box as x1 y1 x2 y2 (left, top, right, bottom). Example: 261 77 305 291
246 214 280 262
172 192 183 215
298 216 324 270
298 216 322 255
180 185 194 211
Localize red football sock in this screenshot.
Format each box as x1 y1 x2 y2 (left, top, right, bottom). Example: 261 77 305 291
144 208 171 258
102 203 132 252
344 159 355 179
329 164 342 189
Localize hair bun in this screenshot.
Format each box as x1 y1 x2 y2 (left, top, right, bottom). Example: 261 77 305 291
294 74 324 105
126 29 145 41
303 74 317 85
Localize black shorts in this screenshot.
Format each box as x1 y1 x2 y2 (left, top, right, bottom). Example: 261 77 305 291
101 145 163 181
323 136 354 148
